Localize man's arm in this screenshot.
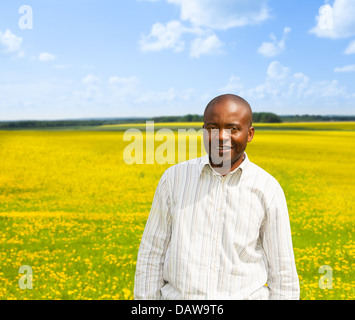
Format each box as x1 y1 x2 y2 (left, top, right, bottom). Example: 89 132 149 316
261 185 300 300
134 172 172 300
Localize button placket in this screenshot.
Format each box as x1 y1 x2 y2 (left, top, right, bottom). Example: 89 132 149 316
210 176 226 294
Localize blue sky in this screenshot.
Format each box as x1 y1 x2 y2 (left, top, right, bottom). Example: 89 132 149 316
0 0 354 120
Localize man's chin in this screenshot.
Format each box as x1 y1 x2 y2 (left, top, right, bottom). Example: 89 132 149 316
209 153 232 168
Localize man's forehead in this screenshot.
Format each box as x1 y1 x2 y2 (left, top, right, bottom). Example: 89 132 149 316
204 101 251 120
203 94 253 126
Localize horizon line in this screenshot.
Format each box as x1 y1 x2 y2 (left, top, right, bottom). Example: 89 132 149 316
1 113 355 122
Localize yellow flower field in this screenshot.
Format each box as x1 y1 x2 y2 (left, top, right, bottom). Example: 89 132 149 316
0 125 354 300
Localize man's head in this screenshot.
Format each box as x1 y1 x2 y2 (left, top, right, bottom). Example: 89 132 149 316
203 94 255 173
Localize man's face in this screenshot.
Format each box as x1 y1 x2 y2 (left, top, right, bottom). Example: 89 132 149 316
203 100 254 172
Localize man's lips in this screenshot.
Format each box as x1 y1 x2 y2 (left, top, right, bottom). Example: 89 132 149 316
214 146 233 150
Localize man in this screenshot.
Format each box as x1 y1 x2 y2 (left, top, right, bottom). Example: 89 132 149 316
134 94 300 300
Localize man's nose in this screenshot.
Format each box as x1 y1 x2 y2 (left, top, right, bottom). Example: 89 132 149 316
218 129 231 142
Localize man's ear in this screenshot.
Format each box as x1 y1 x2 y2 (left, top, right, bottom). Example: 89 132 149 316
247 127 255 143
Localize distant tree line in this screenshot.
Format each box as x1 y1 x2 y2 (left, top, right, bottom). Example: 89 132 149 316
252 112 281 123
151 112 282 123
0 113 354 129
151 114 203 123
279 114 355 122
151 113 355 123
0 120 107 129
0 118 146 129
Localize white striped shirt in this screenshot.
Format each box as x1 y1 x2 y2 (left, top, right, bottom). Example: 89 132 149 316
134 153 300 300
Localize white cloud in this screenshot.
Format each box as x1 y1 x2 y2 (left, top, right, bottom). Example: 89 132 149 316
139 20 189 52
167 0 270 30
82 74 100 86
267 60 290 80
108 76 139 99
309 0 355 39
262 62 346 100
73 74 141 105
75 74 102 101
139 0 271 57
344 40 355 54
77 74 188 106
0 29 24 57
334 64 355 72
304 79 346 98
135 87 176 104
39 52 56 62
190 34 224 58
139 19 223 58
219 75 244 93
258 27 291 57
221 61 349 107
134 87 199 107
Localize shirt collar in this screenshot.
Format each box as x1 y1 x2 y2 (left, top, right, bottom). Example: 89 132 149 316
199 152 250 177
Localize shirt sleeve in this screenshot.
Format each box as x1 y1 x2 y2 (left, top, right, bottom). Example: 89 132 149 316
261 185 300 300
134 172 172 300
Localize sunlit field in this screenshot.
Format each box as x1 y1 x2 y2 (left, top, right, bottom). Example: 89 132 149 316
0 123 354 300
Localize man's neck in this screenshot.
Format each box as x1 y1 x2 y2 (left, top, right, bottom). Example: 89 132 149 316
210 153 245 176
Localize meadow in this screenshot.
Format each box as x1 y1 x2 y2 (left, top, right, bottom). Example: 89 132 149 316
0 123 354 300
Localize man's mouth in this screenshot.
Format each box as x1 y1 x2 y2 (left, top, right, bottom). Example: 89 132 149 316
215 146 233 151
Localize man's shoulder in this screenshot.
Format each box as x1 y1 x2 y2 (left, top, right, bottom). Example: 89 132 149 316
246 160 283 190
164 156 204 175
157 157 204 192
247 161 274 177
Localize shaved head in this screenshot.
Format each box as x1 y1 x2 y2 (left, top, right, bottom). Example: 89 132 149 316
204 94 253 127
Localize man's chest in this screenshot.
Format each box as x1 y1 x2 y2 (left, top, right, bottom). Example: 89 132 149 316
169 175 268 246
